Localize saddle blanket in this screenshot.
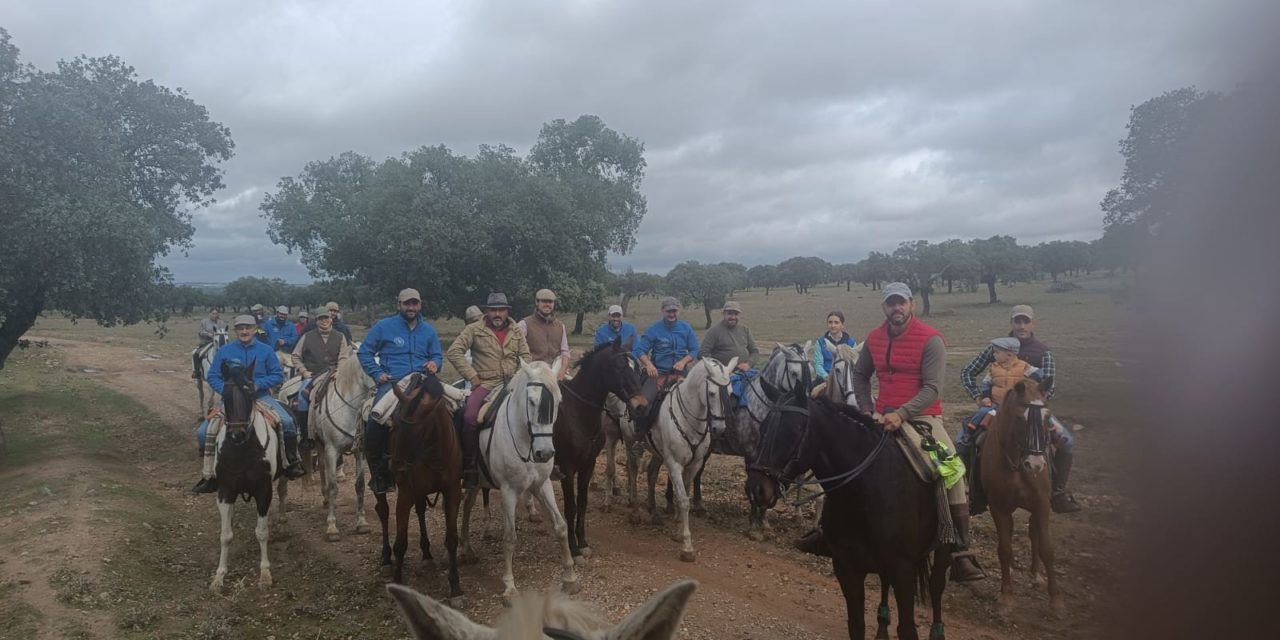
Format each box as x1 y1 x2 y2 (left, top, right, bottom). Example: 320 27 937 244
368 375 468 425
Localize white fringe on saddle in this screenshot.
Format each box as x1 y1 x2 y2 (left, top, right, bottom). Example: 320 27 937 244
367 375 468 425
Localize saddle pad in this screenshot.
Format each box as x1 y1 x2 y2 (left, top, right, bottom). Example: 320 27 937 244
475 383 509 426
894 432 940 485
278 375 304 402
370 375 468 425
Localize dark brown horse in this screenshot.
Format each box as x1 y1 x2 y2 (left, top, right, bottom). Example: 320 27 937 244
752 396 951 640
979 377 1063 618
555 336 647 564
377 373 464 607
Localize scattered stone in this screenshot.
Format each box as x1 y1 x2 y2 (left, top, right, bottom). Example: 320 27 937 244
141 354 162 361
82 368 100 374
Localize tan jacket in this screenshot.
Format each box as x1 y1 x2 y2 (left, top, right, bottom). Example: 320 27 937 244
988 358 1034 405
447 320 531 389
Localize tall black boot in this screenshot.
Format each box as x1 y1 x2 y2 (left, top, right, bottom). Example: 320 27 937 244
365 419 392 494
296 410 313 451
283 433 306 479
462 425 479 488
192 351 203 380
949 504 987 582
1051 449 1081 513
968 444 987 516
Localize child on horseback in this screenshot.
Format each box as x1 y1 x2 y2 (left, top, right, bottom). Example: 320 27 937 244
957 337 1042 446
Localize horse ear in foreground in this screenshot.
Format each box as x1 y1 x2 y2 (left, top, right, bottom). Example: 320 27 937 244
387 579 697 640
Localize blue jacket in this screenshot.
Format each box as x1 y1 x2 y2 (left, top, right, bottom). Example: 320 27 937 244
593 321 639 349
634 319 699 374
206 339 285 396
358 314 444 382
261 317 300 351
813 331 858 380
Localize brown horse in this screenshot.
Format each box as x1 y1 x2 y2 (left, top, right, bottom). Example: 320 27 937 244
555 336 646 565
380 373 464 607
979 377 1064 618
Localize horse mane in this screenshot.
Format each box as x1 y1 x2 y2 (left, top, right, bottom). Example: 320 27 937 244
572 339 617 370
496 589 606 639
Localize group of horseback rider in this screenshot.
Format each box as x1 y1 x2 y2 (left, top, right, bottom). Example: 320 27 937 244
187 284 1082 573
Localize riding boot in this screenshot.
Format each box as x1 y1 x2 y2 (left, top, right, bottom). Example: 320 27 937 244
193 418 220 493
280 433 305 479
793 527 831 557
968 447 987 517
462 425 479 488
949 504 987 582
1051 450 1082 513
296 411 313 451
192 351 202 380
365 420 393 494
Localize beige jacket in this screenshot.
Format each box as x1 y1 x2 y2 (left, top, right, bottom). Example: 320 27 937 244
447 320 532 389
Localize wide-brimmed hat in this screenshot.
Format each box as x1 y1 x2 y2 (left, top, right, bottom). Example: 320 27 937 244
250 303 265 312
325 301 341 312
298 311 309 318
464 305 483 323
275 305 289 314
485 292 511 309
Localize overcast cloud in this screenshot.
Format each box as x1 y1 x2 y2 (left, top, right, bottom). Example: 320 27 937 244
3 0 1275 282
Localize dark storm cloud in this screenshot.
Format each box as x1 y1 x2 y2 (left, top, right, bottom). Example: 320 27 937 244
3 0 1274 281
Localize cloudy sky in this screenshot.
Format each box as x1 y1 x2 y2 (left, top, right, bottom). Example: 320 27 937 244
4 0 1275 282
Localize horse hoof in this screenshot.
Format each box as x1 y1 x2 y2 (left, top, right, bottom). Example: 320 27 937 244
573 555 586 567
611 487 622 496
448 596 466 610
354 523 371 534
209 577 224 593
527 512 542 524
670 530 683 543
258 571 273 590
380 564 393 580
561 580 580 595
691 506 707 517
501 588 519 607
679 549 697 563
649 512 665 526
421 556 436 568
579 546 592 559
461 553 478 566
746 529 764 542
628 511 646 526
325 530 340 542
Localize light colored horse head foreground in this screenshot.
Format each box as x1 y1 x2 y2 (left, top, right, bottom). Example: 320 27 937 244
388 579 697 640
824 342 864 406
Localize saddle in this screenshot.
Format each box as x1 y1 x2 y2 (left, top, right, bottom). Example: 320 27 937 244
278 375 304 404
476 383 511 432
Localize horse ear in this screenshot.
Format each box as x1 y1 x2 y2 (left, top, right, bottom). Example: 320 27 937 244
551 357 564 378
392 379 409 403
1040 375 1054 395
803 339 813 355
1013 381 1027 396
725 357 739 373
520 359 536 379
612 335 623 348
608 580 698 640
386 584 495 640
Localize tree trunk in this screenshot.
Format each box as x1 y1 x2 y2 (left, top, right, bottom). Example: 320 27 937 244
572 311 585 335
703 305 712 329
620 293 633 316
987 280 999 304
947 279 954 294
0 283 46 370
764 286 770 296
920 289 932 317
846 281 851 292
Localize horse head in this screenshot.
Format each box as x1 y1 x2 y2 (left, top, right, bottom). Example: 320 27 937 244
602 336 647 419
825 343 863 407
518 360 562 464
391 373 447 427
999 377 1052 476
220 358 257 445
387 578 697 640
763 342 811 395
690 358 735 433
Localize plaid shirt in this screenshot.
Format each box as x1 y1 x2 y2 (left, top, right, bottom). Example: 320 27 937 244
961 344 1057 400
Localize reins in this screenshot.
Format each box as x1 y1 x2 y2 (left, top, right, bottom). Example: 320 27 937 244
503 379 557 463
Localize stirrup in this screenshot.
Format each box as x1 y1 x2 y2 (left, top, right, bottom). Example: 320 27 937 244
192 477 218 494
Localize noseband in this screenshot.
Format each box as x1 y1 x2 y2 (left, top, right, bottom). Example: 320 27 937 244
505 380 557 463
543 628 586 640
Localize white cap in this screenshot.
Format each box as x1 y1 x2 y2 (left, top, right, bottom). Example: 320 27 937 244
607 304 623 316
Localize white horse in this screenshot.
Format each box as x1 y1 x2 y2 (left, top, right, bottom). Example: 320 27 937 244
209 360 288 592
640 357 736 562
307 344 374 541
459 359 577 603
387 578 697 640
194 328 229 413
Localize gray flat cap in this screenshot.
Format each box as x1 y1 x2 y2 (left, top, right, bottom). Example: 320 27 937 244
232 314 256 327
275 305 289 314
991 336 1021 353
882 282 913 302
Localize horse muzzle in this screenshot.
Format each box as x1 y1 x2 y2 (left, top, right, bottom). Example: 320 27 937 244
627 395 649 419
532 448 555 464
1023 454 1047 476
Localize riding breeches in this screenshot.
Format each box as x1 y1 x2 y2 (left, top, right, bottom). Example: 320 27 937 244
463 385 493 431
895 415 967 506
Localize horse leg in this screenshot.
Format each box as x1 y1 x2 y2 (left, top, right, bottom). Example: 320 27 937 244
375 493 392 579
575 465 592 559
603 432 618 511
690 467 706 517
498 486 521 604
444 485 465 608
392 489 412 583
561 473 583 565
481 488 495 541
664 476 675 515
1035 505 1065 617
534 479 579 594
874 574 891 639
1028 515 1043 585
256 491 274 589
626 443 640 508
928 550 949 640
993 508 1016 618
460 486 479 564
637 452 661 525
210 500 233 592
832 557 867 640
747 504 765 541
417 497 433 564
668 461 696 562
275 475 289 530
353 445 370 534
524 491 541 524
891 561 920 640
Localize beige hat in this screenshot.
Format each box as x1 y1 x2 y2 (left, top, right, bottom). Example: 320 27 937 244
397 288 421 303
250 303 265 312
325 301 340 312
607 304 623 316
1011 305 1035 321
722 301 742 313
535 288 556 302
464 305 483 323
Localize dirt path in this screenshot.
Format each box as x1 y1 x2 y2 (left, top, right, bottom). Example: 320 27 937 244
27 337 1037 639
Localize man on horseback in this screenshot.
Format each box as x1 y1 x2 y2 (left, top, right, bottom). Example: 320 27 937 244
518 289 570 380
192 308 227 379
593 304 638 348
302 301 353 341
291 309 352 444
358 288 444 495
447 292 533 487
263 305 300 353
797 282 987 582
960 304 1080 513
699 300 759 409
631 296 699 442
192 315 306 493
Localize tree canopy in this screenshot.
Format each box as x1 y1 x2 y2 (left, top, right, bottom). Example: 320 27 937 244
0 30 234 368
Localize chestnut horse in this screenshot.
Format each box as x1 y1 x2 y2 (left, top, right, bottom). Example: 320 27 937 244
979 377 1064 618
554 336 646 565
380 373 464 607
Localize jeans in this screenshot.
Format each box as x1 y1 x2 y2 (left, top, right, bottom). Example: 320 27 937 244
195 392 297 453
295 377 314 412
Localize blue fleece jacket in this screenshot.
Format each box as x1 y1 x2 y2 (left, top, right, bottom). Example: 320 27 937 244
358 313 444 381
593 321 639 349
813 331 858 380
634 319 699 374
206 339 285 396
262 317 300 351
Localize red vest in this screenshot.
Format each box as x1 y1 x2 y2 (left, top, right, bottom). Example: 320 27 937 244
865 317 944 416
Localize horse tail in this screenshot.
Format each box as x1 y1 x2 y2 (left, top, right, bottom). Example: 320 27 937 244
916 555 931 605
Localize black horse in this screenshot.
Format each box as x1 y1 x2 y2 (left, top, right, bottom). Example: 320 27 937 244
750 396 952 640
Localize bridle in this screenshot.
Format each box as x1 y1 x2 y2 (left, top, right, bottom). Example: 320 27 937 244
543 628 586 640
1006 400 1050 471
665 364 732 451
743 346 810 425
504 379 557 463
